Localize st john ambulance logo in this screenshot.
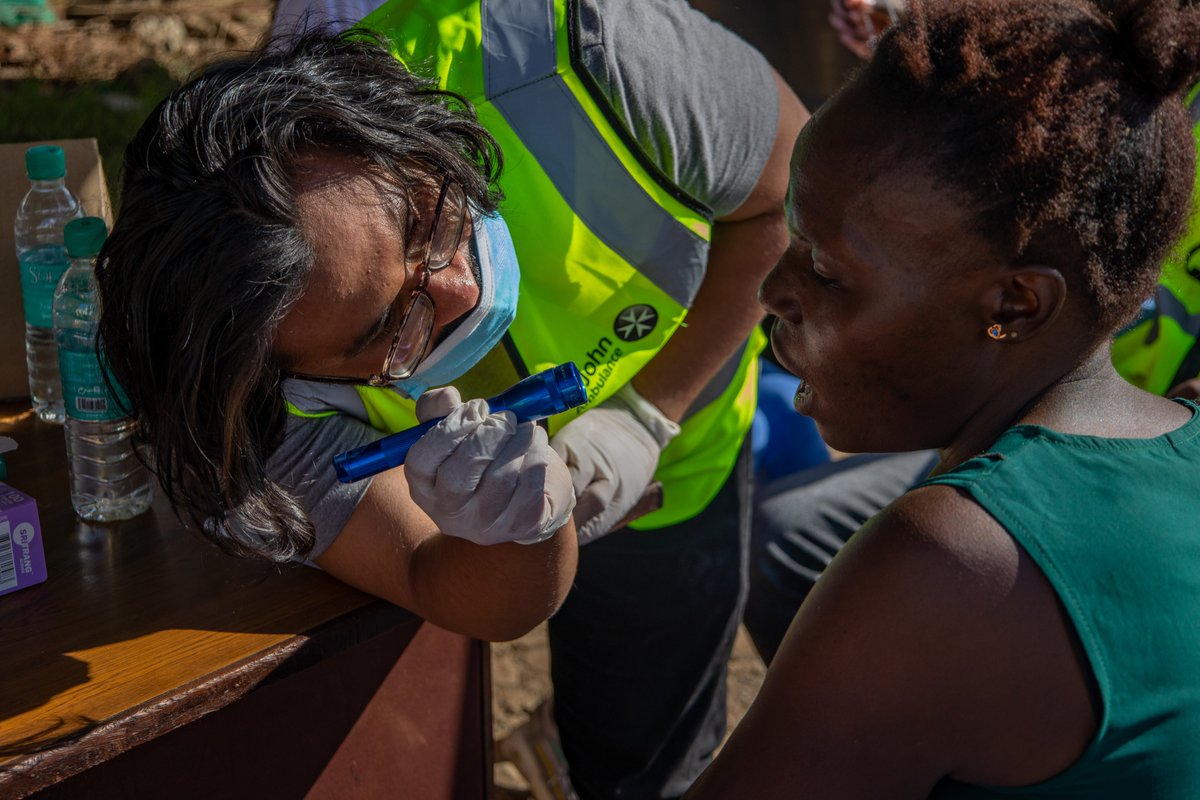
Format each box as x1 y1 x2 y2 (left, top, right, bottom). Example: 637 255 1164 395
614 304 658 342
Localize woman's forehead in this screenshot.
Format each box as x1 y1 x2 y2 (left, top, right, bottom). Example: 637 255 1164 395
788 93 880 221
789 120 998 274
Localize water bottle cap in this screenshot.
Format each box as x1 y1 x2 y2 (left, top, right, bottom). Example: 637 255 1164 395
25 145 66 181
64 217 108 258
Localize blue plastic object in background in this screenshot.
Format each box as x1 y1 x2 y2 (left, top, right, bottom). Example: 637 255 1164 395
334 362 588 483
752 360 831 484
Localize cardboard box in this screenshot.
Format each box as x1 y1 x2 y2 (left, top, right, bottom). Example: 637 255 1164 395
0 481 47 597
0 139 113 401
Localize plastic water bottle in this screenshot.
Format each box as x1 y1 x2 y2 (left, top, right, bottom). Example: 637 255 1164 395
14 145 84 424
53 217 154 521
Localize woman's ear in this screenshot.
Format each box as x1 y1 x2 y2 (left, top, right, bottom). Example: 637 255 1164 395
982 266 1067 342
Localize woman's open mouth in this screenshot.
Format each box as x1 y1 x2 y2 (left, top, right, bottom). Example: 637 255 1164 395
793 377 814 413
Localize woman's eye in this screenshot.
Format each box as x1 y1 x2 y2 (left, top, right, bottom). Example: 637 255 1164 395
811 261 841 289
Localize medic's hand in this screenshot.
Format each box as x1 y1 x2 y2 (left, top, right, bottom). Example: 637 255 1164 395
550 384 680 545
406 387 576 546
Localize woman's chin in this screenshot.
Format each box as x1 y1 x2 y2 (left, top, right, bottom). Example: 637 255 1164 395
804 406 869 456
795 381 889 454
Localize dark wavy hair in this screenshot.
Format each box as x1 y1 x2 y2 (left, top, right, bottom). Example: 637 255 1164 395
96 30 502 561
860 0 1200 330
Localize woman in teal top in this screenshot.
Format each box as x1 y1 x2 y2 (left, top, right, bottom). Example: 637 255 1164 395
686 0 1200 797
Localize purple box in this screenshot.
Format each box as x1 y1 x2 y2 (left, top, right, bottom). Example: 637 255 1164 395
0 481 47 596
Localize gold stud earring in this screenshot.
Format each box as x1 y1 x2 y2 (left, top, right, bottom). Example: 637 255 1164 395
987 323 1003 340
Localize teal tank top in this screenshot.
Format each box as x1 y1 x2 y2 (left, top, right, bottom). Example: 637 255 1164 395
923 400 1200 800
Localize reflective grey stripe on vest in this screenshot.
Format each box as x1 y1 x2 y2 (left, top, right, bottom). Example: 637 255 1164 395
1142 284 1200 345
681 339 748 422
481 0 556 94
1172 338 1200 387
1189 91 1200 126
282 379 369 419
481 0 709 309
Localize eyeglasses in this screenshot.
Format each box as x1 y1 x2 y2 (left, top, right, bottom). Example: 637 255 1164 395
287 178 467 387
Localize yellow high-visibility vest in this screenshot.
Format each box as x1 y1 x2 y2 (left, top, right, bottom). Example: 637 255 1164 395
1113 86 1200 393
287 0 763 528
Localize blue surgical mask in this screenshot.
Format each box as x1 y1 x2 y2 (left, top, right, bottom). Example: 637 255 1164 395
391 211 520 398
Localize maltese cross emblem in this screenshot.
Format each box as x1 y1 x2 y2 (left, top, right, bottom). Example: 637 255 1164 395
614 304 658 342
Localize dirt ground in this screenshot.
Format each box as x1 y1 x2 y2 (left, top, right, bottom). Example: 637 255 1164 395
2 4 768 795
492 622 766 795
0 0 271 81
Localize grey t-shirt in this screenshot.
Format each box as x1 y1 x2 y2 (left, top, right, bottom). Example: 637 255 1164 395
270 0 780 559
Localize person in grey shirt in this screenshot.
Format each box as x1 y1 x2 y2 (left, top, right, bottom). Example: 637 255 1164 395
97 2 809 798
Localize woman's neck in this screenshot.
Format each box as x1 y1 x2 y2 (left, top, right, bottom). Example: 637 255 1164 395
932 346 1148 474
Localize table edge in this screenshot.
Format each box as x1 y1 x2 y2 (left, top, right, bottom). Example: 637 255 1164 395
0 598 414 797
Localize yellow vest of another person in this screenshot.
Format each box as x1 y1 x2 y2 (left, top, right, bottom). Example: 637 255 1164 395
286 0 764 529
1112 88 1200 394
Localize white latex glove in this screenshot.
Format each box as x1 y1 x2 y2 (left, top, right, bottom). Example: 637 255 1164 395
550 383 680 545
406 387 576 546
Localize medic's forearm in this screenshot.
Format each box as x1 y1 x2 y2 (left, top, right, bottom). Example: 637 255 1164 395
314 467 578 643
631 71 807 421
407 520 578 642
632 210 790 421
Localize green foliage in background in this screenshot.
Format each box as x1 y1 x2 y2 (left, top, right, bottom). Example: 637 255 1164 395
0 64 178 207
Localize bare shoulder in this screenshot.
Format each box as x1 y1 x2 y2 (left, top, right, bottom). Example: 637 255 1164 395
846 483 1024 600
857 485 1098 783
687 484 1097 799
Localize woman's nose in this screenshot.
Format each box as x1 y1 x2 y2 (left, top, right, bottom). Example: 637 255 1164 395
759 257 802 319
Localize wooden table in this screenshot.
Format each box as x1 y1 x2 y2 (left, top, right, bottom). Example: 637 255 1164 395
0 404 490 799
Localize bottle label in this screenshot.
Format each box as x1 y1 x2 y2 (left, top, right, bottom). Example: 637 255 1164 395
58 349 132 422
18 248 69 328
